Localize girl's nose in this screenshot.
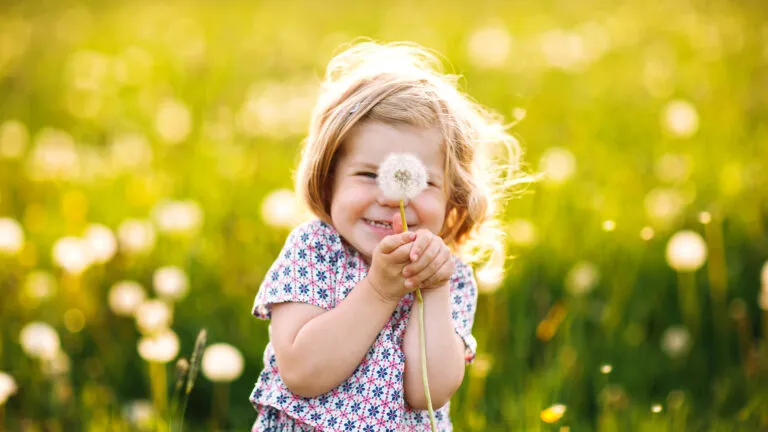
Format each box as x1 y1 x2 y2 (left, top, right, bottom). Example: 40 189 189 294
377 191 408 207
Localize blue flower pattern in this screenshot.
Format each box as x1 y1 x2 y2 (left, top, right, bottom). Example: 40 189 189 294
250 220 478 431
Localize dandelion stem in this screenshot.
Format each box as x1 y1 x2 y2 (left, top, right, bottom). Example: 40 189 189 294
149 361 168 431
401 200 437 432
677 271 699 336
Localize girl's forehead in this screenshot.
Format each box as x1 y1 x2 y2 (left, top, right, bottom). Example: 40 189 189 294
342 121 445 168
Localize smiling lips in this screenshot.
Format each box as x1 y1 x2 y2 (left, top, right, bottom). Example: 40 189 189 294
362 218 419 235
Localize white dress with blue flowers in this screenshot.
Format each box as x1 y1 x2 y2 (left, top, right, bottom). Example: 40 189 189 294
250 220 478 431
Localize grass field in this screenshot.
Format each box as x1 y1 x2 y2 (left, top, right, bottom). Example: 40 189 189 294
0 0 767 430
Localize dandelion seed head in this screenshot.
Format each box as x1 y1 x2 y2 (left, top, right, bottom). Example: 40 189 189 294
109 281 146 316
377 153 428 201
0 372 18 405
135 300 173 335
137 330 180 363
20 321 60 360
202 343 245 382
665 230 707 272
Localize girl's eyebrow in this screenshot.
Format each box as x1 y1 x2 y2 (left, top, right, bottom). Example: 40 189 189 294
350 162 378 170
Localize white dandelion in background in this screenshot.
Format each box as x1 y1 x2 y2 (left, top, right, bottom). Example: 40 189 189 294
153 266 189 301
0 372 18 405
20 322 61 360
135 300 173 335
152 200 203 235
565 261 600 296
201 343 245 382
661 325 691 358
758 290 768 311
52 236 94 274
0 217 24 255
84 223 117 264
261 189 308 229
123 399 155 427
117 219 156 254
665 231 708 272
155 98 191 144
137 330 180 363
662 99 699 138
539 147 576 184
41 350 71 377
644 188 686 227
109 281 147 316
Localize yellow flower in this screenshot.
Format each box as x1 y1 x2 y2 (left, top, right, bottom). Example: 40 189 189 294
541 403 567 423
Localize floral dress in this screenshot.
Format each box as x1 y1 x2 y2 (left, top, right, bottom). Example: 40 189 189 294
250 220 478 431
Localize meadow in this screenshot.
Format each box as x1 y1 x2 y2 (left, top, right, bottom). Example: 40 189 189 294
0 0 767 430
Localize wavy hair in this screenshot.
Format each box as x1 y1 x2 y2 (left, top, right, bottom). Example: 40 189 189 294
295 41 535 266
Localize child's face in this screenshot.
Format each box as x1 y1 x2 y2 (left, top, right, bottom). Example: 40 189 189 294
330 120 447 263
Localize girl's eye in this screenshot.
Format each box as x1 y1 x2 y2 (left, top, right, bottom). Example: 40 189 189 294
357 172 377 179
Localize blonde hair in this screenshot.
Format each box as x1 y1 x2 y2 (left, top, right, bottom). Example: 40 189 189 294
295 41 534 266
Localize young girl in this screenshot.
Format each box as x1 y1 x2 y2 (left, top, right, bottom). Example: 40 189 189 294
249 41 521 431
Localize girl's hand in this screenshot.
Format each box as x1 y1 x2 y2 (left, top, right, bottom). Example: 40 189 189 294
402 229 455 291
365 214 418 303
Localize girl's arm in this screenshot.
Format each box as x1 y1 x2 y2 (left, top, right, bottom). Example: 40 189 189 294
402 284 466 410
270 276 400 398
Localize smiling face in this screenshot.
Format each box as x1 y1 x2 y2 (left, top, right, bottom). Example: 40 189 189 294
330 120 447 263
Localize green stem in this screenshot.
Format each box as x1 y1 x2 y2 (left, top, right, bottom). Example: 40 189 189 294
402 200 436 432
416 289 437 431
149 362 168 431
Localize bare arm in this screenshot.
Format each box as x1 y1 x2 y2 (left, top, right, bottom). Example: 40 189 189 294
270 276 399 398
270 227 417 398
402 284 466 410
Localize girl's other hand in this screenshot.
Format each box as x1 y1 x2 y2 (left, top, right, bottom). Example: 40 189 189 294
365 214 417 303
401 229 454 291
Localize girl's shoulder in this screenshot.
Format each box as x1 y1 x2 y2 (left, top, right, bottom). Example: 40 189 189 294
287 219 343 248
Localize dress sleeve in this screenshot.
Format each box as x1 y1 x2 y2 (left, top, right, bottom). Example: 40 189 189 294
252 221 340 320
449 258 479 365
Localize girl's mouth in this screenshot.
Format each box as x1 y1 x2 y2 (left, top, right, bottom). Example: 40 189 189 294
363 218 393 233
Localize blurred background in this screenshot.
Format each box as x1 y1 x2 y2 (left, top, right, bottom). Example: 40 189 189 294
1 0 767 430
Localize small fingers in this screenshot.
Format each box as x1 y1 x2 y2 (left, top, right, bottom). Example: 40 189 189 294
409 229 434 262
403 236 443 281
420 253 454 289
379 231 416 254
407 245 450 288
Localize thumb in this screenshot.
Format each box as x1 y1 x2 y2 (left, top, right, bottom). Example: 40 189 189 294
392 212 404 234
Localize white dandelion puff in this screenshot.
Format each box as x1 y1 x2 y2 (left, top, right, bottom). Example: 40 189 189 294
84 223 117 264
0 372 18 405
153 266 189 301
135 300 173 335
661 325 691 358
201 343 245 383
109 281 147 316
0 217 24 255
137 330 180 363
20 322 60 360
665 231 707 272
377 153 428 201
